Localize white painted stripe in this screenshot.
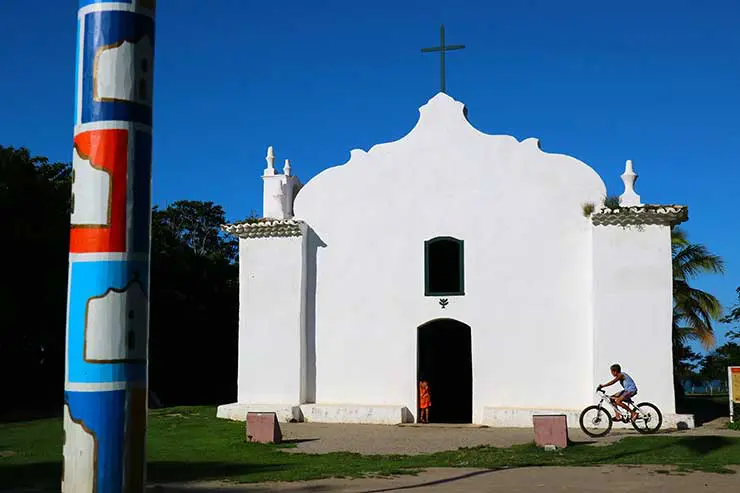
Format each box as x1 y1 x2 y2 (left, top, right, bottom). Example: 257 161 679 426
78 3 148 17
74 121 152 135
66 381 146 392
69 252 149 263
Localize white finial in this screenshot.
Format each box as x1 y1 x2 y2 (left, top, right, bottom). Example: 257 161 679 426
619 159 642 207
264 146 275 175
283 158 292 176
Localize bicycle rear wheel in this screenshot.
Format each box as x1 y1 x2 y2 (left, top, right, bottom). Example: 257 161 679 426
631 402 662 434
579 405 613 437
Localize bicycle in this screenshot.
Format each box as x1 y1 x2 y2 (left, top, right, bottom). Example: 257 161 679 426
578 389 663 437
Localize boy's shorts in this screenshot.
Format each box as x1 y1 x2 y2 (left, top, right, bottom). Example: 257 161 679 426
616 390 636 400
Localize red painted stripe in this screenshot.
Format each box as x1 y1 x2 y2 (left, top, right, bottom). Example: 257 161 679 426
70 129 128 253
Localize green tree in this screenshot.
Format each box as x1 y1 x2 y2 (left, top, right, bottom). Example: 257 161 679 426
1 144 241 412
671 227 725 400
697 331 740 381
722 288 740 327
148 200 239 405
0 146 71 411
672 227 725 350
152 200 237 260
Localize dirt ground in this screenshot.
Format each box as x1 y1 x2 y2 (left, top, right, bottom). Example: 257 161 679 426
151 465 740 492
276 422 622 455
277 419 738 455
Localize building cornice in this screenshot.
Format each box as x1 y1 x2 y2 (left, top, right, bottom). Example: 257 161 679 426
221 218 305 239
591 205 688 227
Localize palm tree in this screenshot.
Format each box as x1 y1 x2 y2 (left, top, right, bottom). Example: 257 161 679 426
672 227 725 351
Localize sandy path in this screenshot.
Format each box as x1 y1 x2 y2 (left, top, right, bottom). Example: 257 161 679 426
150 465 740 492
278 422 653 455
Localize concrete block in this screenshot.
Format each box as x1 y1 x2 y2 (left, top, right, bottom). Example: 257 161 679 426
533 414 568 449
246 412 282 444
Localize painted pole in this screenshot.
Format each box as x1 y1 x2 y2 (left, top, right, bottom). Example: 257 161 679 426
64 1 155 492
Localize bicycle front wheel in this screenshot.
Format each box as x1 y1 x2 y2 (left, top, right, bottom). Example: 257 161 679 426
579 405 613 437
631 402 662 434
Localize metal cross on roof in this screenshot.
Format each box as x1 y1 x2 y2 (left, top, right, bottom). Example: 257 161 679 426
421 25 465 94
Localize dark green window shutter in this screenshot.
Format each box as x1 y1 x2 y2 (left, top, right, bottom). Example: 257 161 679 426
424 237 464 296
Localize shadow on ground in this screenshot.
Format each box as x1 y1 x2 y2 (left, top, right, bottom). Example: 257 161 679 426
278 438 320 446
0 462 287 492
147 470 495 493
357 470 494 493
563 435 739 470
677 436 736 455
149 484 338 492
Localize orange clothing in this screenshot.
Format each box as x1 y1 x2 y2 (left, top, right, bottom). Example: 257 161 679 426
419 382 431 409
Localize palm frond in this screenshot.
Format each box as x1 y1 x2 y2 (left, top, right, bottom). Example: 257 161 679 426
671 230 725 353
671 227 689 247
673 244 725 279
673 311 716 349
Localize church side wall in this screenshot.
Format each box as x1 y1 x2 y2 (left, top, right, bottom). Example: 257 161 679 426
237 235 306 405
592 224 676 414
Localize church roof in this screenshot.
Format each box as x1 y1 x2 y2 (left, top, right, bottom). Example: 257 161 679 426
591 205 688 227
221 218 305 239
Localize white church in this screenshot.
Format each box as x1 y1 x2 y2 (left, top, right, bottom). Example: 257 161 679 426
217 93 694 428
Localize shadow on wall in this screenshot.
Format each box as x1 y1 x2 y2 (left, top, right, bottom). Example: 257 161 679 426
302 228 326 405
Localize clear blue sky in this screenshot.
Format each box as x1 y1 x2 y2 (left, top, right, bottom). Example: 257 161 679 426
2 0 738 349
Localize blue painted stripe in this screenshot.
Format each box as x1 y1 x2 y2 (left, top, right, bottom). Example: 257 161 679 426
65 389 127 493
79 10 155 126
74 18 82 124
66 259 148 384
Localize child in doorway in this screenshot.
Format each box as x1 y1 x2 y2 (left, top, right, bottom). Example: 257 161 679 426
598 363 638 422
419 380 431 424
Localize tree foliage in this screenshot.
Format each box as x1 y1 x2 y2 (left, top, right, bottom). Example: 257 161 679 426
0 146 239 413
721 289 740 327
694 289 740 383
0 146 72 409
148 200 238 405
672 227 725 351
671 231 736 394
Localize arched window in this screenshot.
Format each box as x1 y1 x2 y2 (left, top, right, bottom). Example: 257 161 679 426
424 237 464 296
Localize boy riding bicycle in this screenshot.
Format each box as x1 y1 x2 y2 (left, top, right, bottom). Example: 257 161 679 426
597 363 638 422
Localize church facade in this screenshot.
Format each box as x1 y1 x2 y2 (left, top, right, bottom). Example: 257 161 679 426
216 93 694 428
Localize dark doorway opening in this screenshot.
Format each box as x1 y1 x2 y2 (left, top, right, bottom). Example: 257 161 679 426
417 319 472 424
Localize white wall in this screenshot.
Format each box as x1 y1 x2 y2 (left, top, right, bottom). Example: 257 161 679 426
293 93 609 423
592 224 676 414
237 233 307 405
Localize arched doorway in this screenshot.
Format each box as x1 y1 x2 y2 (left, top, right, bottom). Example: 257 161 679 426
417 318 472 423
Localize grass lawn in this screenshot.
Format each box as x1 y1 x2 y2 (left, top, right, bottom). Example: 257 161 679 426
2 406 740 490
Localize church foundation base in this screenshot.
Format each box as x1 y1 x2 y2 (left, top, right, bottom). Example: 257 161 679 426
300 404 414 424
216 403 303 423
481 407 695 430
